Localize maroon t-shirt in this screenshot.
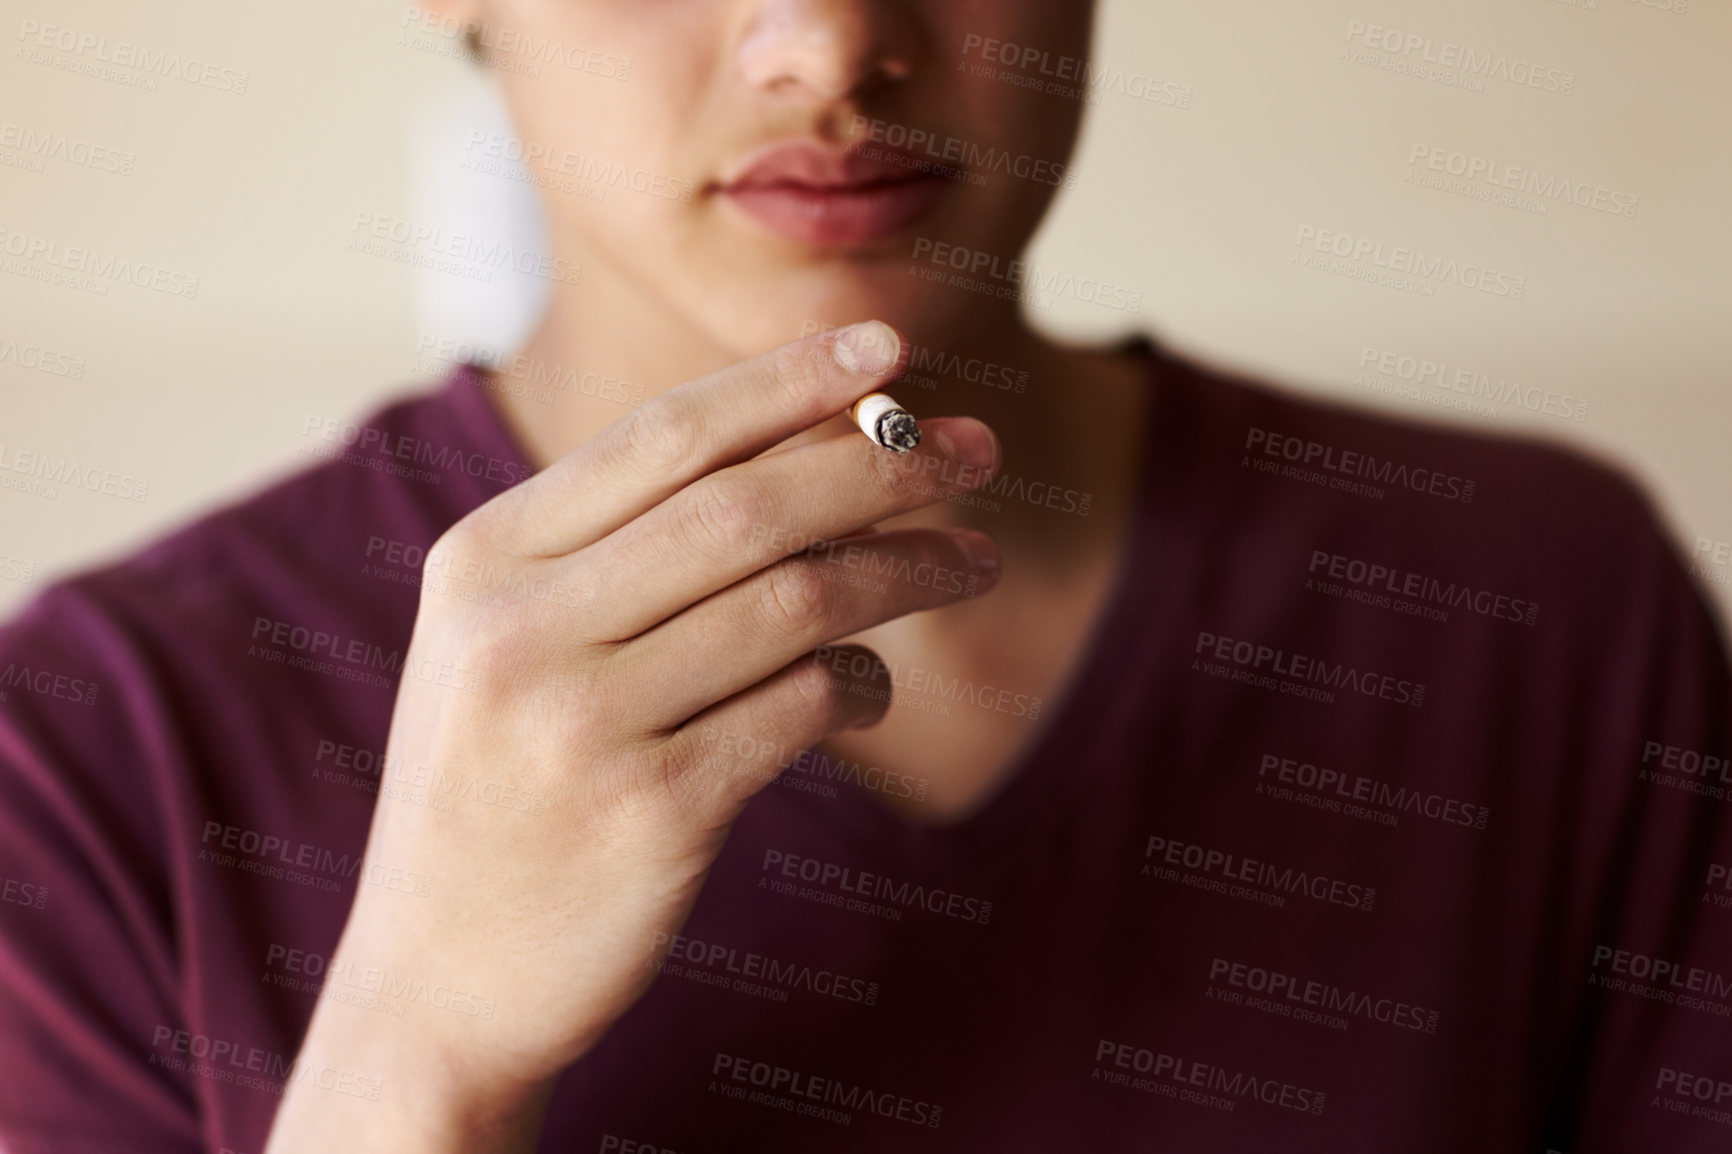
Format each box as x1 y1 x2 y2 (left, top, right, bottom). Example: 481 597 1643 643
1 344 1728 1154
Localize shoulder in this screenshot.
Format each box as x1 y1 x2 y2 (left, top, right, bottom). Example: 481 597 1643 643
2 373 522 663
0 377 514 789
1154 344 1693 620
0 374 493 1150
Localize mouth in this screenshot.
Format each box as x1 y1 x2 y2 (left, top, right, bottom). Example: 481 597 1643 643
715 140 956 247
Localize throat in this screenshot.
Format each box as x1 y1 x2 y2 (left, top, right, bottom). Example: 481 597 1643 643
809 517 1134 826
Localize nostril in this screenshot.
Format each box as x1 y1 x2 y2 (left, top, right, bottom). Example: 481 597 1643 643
735 4 917 100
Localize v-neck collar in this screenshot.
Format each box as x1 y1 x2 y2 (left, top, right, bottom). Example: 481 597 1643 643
789 337 1208 875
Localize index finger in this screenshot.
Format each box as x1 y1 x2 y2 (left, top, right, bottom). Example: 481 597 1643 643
473 322 909 559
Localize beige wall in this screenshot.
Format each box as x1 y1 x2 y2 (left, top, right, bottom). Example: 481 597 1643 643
3 0 1729 626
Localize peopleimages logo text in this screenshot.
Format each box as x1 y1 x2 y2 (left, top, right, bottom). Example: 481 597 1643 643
910 237 1143 312
1246 427 1475 504
1293 226 1525 299
1195 630 1426 708
16 20 251 94
1342 20 1575 95
711 1053 943 1128
1145 834 1377 912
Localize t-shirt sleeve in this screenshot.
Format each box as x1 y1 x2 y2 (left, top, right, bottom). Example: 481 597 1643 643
1542 515 1732 1152
0 584 204 1153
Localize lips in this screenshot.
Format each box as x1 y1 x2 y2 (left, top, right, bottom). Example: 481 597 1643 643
716 141 953 247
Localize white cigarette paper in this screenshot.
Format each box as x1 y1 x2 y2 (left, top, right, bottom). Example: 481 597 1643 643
850 393 921 453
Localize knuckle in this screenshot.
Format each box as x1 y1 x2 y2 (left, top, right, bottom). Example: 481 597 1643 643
582 758 664 829
429 517 483 569
762 561 835 634
421 519 505 603
457 604 543 681
789 651 845 712
620 399 701 474
626 735 746 828
768 343 828 414
683 475 761 555
631 745 696 817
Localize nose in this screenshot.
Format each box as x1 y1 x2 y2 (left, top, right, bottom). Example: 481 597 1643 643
735 0 917 101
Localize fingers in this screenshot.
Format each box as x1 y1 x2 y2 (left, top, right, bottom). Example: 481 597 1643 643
569 415 999 642
668 644 894 814
472 322 910 559
617 527 998 730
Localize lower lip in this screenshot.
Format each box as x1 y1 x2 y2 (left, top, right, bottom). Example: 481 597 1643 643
720 177 948 246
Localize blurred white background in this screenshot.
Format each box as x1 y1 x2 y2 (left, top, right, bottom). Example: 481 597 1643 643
2 0 1728 624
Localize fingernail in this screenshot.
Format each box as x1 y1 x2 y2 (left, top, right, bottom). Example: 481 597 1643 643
952 529 1000 579
832 321 899 376
931 419 998 473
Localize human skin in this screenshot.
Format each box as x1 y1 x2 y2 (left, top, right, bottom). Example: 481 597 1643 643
266 1 1150 1149
483 0 1151 816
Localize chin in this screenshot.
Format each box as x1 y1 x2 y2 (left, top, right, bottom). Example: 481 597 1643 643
682 262 998 360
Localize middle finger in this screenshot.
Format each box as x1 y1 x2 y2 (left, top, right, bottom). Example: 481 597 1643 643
573 415 999 642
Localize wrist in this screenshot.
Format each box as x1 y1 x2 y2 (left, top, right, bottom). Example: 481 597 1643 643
265 956 556 1154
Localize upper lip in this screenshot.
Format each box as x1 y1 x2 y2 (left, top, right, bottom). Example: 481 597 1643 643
718 139 950 191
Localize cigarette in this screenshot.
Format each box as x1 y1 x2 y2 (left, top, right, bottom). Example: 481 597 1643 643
850 393 921 453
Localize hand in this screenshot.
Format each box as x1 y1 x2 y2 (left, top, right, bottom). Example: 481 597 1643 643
264 322 1001 1152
